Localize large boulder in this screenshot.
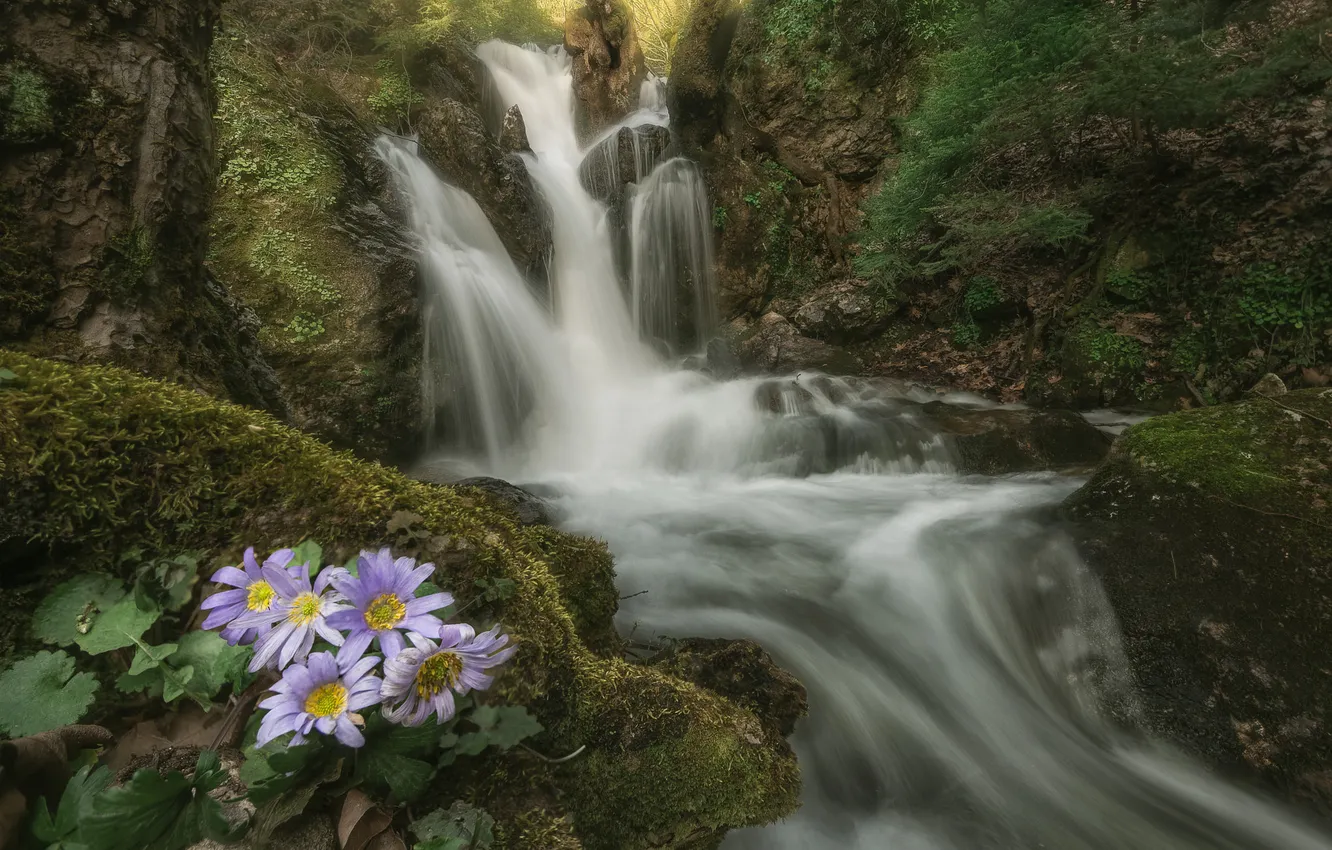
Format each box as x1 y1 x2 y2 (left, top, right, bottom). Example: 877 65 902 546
734 312 860 375
564 0 648 143
0 0 283 412
792 281 887 344
1065 389 1332 808
0 351 803 849
922 403 1113 475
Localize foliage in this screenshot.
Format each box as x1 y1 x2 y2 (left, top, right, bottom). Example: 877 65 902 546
1071 322 1146 377
962 276 1002 314
368 60 424 124
627 0 693 74
712 205 728 230
0 64 54 142
1234 258 1332 367
80 750 238 850
286 312 327 343
0 651 100 736
31 764 112 849
411 802 496 850
857 0 1332 287
101 228 155 299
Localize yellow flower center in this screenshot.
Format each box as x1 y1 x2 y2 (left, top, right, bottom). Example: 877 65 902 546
303 682 348 718
364 593 406 631
287 592 322 626
246 580 276 612
414 651 463 699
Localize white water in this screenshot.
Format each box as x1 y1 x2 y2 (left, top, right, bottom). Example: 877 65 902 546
384 41 1332 848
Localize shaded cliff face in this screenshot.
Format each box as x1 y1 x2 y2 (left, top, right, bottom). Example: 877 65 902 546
0 0 283 412
668 0 907 369
564 0 649 143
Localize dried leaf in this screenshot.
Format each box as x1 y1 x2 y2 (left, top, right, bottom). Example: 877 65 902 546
338 789 393 850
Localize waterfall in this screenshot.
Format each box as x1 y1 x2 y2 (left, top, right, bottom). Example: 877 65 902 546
628 157 719 354
374 136 569 470
378 40 1332 850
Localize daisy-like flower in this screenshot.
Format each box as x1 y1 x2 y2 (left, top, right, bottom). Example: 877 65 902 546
325 548 453 665
379 623 516 726
255 651 382 748
237 563 349 672
200 547 297 645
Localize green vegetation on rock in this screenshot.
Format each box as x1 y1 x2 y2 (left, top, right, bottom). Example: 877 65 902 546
0 351 803 849
0 64 54 142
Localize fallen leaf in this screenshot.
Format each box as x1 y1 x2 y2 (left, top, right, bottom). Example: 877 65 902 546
339 789 393 850
366 831 407 850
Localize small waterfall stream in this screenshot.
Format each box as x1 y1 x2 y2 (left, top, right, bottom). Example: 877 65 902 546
380 40 1332 849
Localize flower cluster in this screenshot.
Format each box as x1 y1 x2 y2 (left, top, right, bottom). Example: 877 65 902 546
204 547 515 748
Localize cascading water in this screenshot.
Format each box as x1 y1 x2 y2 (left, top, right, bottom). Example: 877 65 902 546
383 39 1332 849
628 157 719 354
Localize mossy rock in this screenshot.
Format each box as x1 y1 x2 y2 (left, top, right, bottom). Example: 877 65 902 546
1065 389 1332 811
0 351 802 849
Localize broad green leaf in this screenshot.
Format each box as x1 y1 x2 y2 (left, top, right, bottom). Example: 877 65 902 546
410 802 494 850
356 751 434 804
469 705 542 751
81 752 235 850
0 651 100 736
454 733 488 757
291 540 323 576
127 643 179 676
241 741 331 805
115 668 164 699
30 764 112 846
32 574 127 647
245 755 341 849
0 367 18 387
75 597 162 655
172 630 252 701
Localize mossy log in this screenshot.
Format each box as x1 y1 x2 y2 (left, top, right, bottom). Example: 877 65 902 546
0 351 803 849
1066 388 1332 810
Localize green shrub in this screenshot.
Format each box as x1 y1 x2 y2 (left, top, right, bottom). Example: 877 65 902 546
0 65 54 142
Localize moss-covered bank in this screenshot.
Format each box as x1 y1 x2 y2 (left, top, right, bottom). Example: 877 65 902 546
0 351 803 849
1065 388 1332 809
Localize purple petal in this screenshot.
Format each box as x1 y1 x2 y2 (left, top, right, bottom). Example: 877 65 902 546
306 651 339 684
314 716 336 735
377 629 405 661
249 624 290 672
348 681 384 711
315 620 345 647
399 615 443 636
266 549 295 569
242 548 261 573
261 564 300 599
343 653 382 684
201 601 246 631
200 588 247 611
432 689 457 724
325 609 363 631
406 632 437 653
333 716 365 747
337 630 375 667
437 623 477 648
210 566 250 588
393 563 435 598
405 593 452 616
278 625 314 670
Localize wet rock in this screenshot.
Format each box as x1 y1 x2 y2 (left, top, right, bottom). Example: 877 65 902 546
1064 389 1332 809
655 638 809 738
735 312 861 375
579 124 672 200
454 476 553 527
416 100 551 284
704 336 742 379
921 403 1113 475
498 104 531 154
792 281 887 344
564 0 648 143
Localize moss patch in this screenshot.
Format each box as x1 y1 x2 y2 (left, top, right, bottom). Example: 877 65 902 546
0 352 802 848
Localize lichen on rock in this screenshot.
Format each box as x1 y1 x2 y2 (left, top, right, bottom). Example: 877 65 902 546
0 351 804 849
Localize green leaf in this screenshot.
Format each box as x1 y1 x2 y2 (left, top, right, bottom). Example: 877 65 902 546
355 717 439 801
410 802 494 850
32 574 127 647
115 668 164 699
290 540 323 576
31 764 112 846
162 665 195 702
75 597 162 655
454 733 489 757
0 367 18 388
80 752 236 850
0 651 100 736
172 630 252 702
246 755 342 849
127 643 179 676
469 705 542 751
241 741 331 805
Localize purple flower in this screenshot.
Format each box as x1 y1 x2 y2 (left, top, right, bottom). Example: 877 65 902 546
379 623 516 726
325 548 452 665
200 547 297 645
255 651 382 748
236 564 349 672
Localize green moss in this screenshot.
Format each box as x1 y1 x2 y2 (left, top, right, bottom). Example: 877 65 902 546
100 226 154 299
1119 390 1332 509
0 64 54 142
524 527 621 656
0 352 802 847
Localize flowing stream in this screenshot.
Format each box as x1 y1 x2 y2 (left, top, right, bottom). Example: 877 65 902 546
380 41 1332 849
